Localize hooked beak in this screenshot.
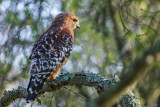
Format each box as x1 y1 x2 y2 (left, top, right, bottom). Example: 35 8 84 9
76 21 80 29
77 24 80 28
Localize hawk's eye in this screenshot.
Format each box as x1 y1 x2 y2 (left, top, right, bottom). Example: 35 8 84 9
73 19 77 22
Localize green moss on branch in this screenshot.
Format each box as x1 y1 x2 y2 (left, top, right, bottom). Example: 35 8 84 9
0 72 141 107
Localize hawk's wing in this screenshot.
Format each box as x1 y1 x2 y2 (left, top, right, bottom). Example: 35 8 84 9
26 28 73 102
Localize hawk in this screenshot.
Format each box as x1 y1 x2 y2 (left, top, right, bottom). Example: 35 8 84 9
26 12 80 102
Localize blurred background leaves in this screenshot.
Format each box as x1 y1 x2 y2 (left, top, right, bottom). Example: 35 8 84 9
0 0 160 106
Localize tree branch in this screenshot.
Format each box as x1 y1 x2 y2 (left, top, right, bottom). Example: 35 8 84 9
0 72 141 107
98 41 160 107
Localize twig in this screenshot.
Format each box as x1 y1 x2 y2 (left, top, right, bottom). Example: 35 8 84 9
64 87 88 100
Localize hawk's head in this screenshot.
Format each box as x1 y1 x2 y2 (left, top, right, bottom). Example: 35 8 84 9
52 12 80 30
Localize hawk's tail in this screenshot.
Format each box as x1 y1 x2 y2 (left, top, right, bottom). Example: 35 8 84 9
26 91 36 103
26 74 50 103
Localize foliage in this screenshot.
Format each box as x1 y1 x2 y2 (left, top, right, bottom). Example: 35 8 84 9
0 0 160 106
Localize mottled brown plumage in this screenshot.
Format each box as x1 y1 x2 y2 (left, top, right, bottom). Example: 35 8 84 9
26 12 80 102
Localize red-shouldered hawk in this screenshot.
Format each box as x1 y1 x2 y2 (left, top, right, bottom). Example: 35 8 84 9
26 12 80 102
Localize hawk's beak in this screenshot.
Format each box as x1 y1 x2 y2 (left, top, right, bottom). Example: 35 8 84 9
77 24 80 29
76 21 80 29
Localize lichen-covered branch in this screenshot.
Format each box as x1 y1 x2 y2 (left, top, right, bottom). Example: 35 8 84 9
0 72 141 107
